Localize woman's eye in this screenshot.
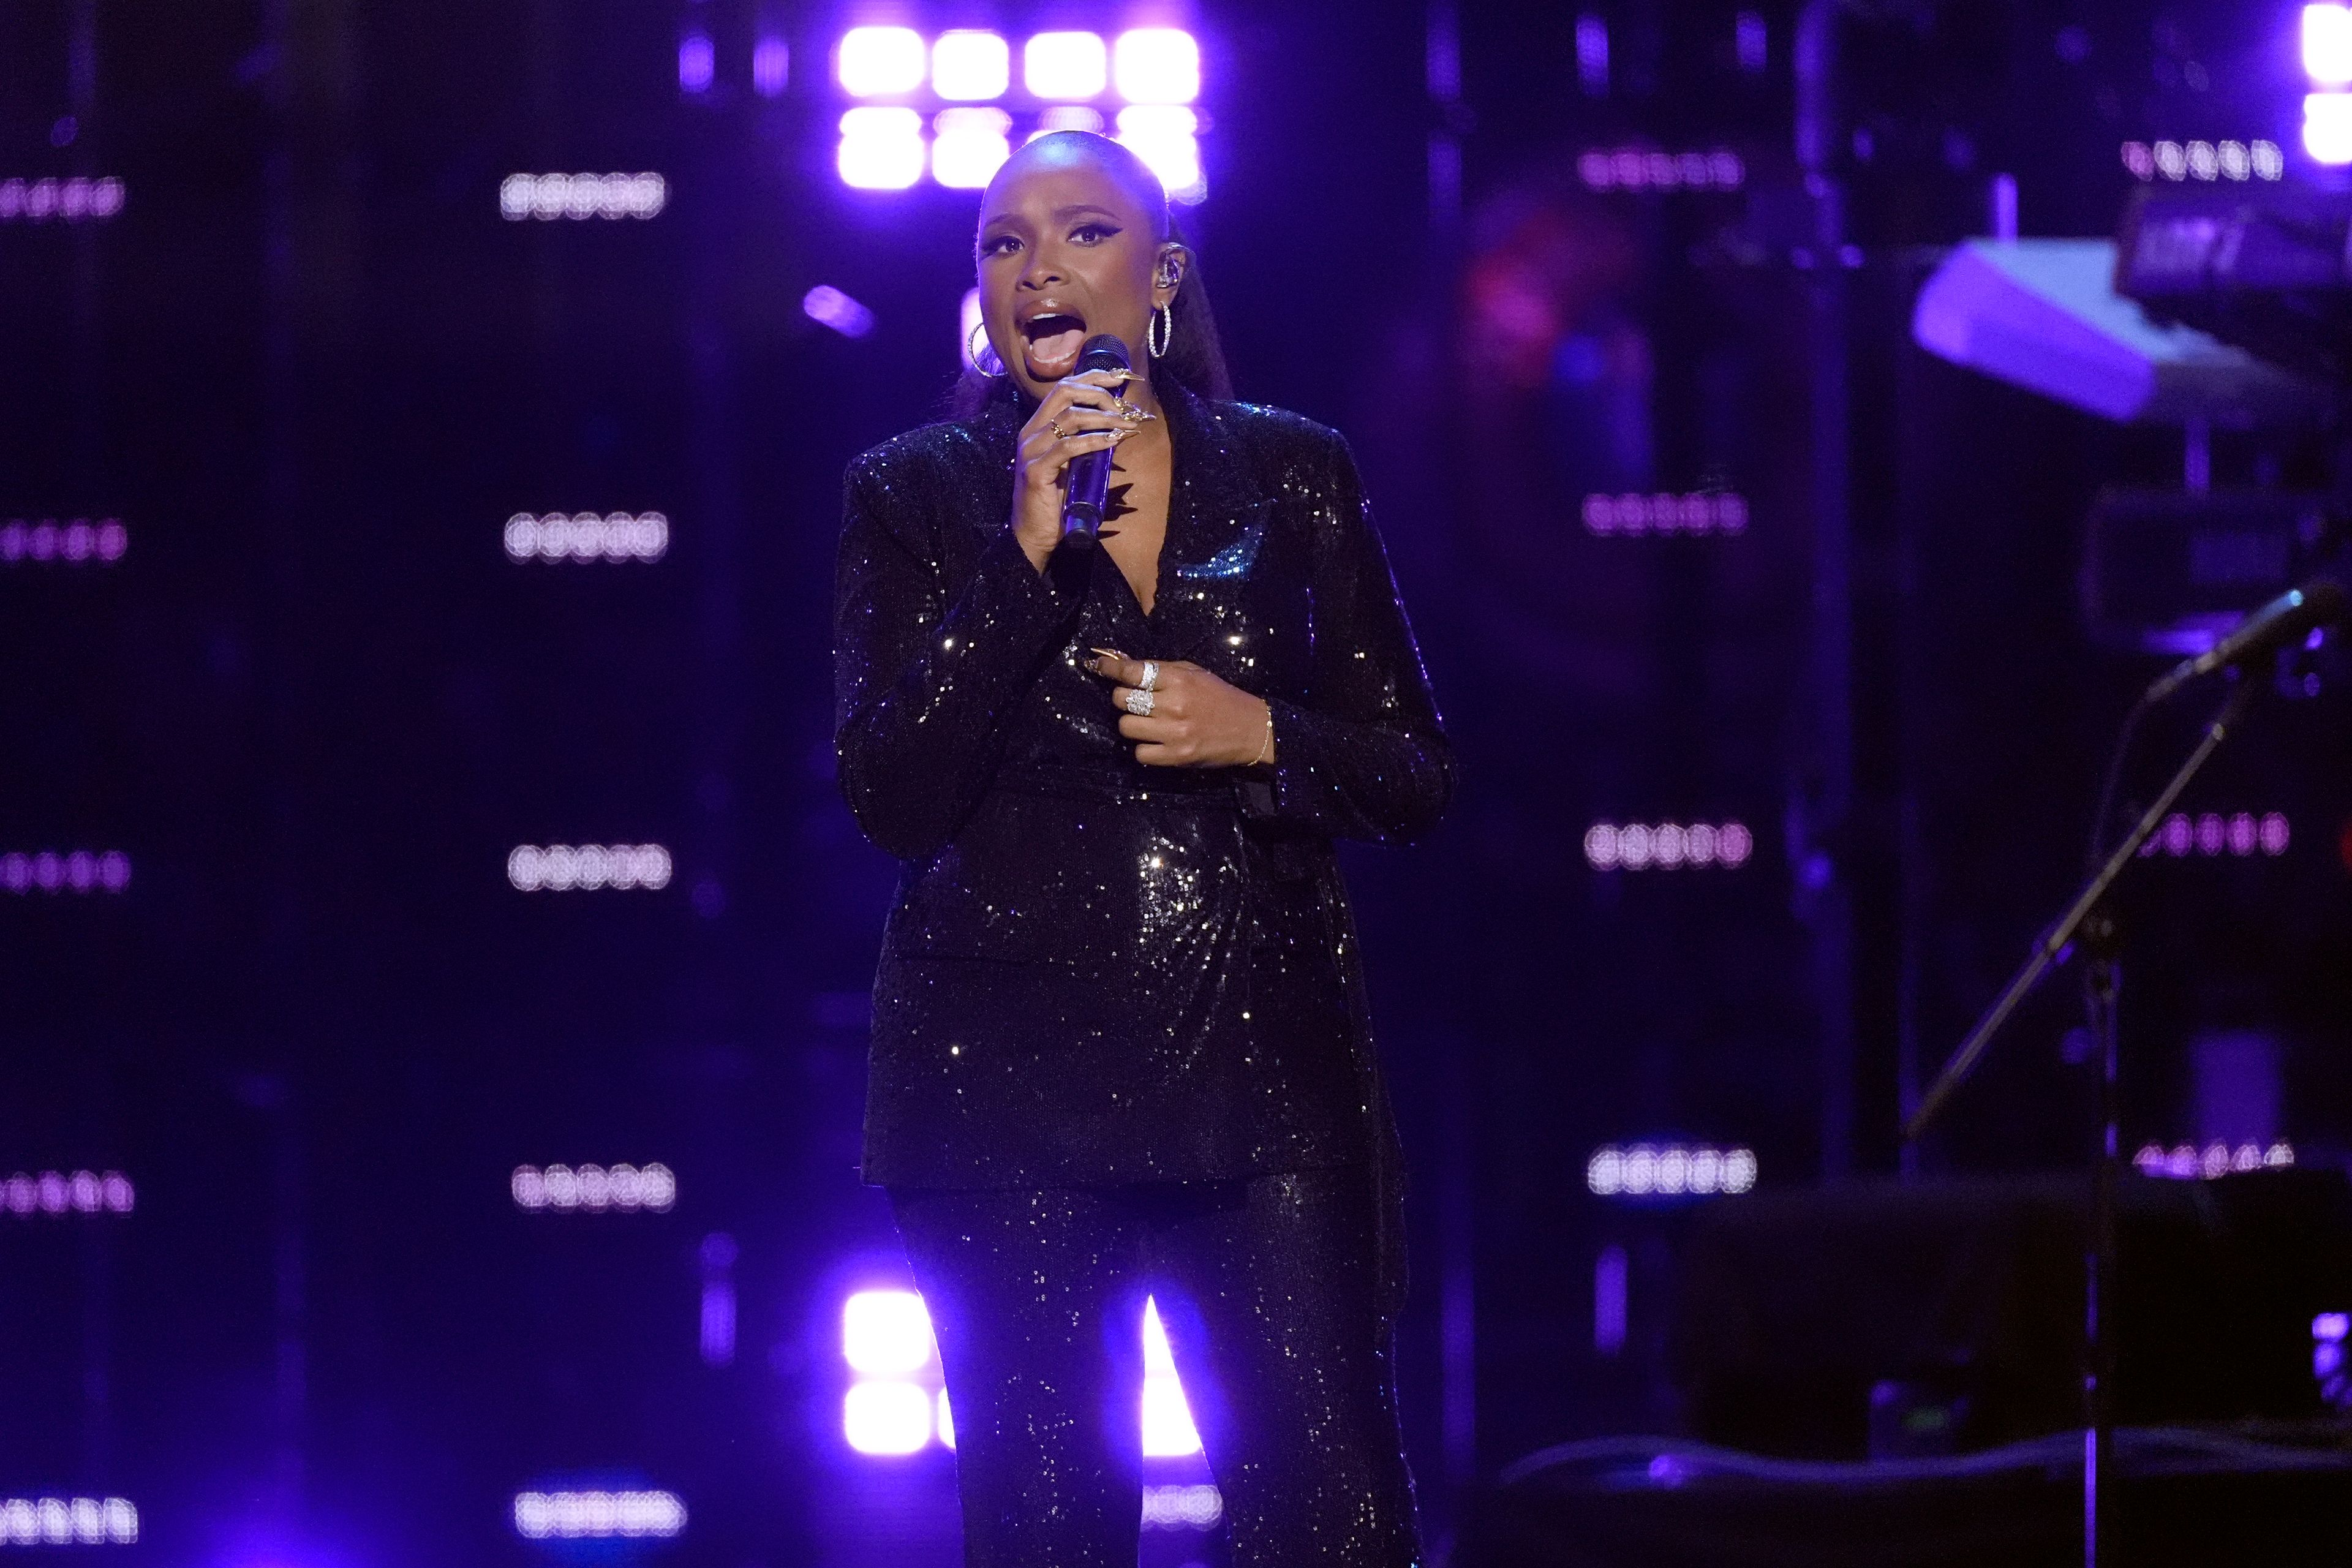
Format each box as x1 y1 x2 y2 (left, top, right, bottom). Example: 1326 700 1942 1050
1071 223 1119 244
982 235 1020 255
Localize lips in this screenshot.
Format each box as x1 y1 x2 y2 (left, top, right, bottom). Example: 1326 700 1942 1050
1019 309 1088 379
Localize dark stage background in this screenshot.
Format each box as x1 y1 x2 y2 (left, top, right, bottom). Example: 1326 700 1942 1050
6 0 2351 1563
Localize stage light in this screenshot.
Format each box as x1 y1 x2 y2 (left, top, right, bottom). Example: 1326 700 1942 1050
1033 105 1106 136
1577 148 1743 191
498 173 666 220
1581 492 1749 536
844 1381 934 1455
838 26 926 96
838 107 925 190
1593 1245 1629 1354
2123 140 2282 182
510 1163 677 1213
2 851 133 894
505 844 672 891
0 176 124 223
1575 14 1608 96
1140 1298 1203 1456
2136 811 2288 859
679 31 715 94
753 34 790 97
1736 10 1768 72
932 108 1014 189
2132 1140 2295 1178
1112 29 1200 105
1141 1483 1223 1529
1115 106 1204 203
700 1232 737 1367
2305 92 2352 164
1026 32 1107 99
2 518 127 563
936 1388 956 1447
0 1497 137 1545
1586 1143 1758 1197
843 1289 935 1376
503 511 668 562
933 31 1011 100
1581 821 1754 871
803 285 878 338
4 1171 134 1216
511 1490 685 1539
2307 6 2352 85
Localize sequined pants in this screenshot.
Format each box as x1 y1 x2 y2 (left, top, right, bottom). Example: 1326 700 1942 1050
889 1169 1422 1568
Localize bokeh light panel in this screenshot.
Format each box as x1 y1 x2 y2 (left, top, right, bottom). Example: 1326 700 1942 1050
1025 31 1108 98
511 1163 677 1213
2133 1140 2296 1179
506 844 672 892
1586 1143 1758 1197
504 511 668 562
1583 821 1753 871
4 1171 135 1216
0 176 124 223
933 31 1011 100
840 1289 1202 1457
837 26 927 97
0 1498 138 1546
933 108 1014 188
838 107 925 190
2121 139 2285 182
2308 92 2352 164
511 1490 685 1540
1115 107 1204 202
2307 4 2352 86
1113 30 1200 104
3 851 132 894
499 172 666 221
2 518 127 564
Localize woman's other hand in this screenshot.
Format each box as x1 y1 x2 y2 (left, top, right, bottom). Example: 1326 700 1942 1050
1088 651 1275 769
1011 371 1148 569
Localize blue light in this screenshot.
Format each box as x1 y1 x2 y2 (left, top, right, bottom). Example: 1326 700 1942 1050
678 31 715 94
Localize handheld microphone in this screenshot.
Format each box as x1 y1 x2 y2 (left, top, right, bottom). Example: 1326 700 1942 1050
1058 334 1133 549
2141 579 2346 705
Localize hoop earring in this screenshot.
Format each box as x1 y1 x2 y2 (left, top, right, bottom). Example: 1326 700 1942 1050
1147 303 1172 359
968 321 1006 379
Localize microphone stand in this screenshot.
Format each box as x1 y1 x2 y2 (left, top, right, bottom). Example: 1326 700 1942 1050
1904 675 2260 1568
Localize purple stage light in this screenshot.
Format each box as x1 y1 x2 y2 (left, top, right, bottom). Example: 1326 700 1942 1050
679 30 715 94
1582 821 1752 871
837 107 925 190
843 1289 935 1376
2 518 128 564
1112 29 1200 105
1141 1484 1224 1529
2135 811 2289 859
1033 105 1106 136
0 176 124 223
2 851 132 894
933 31 1011 101
2121 139 2283 182
4 1171 134 1216
2132 1140 2294 1178
1577 147 1744 191
844 1382 934 1455
1115 106 1205 203
1582 492 1748 536
2307 5 2352 85
1736 10 1768 72
511 1490 685 1540
838 26 925 97
505 844 672 892
503 511 668 562
803 285 878 338
700 1234 737 1367
1593 1246 1629 1354
1025 32 1107 99
932 108 1014 189
0 1498 138 1546
498 173 666 221
1575 14 1608 96
511 1163 676 1213
753 33 789 97
2307 92 2352 164
1586 1143 1758 1197
1140 1298 1203 1457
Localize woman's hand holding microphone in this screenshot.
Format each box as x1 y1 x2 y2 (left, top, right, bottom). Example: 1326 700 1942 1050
1009 370 1150 571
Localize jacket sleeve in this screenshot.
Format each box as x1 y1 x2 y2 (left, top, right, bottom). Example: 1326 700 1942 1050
832 448 1080 861
1242 431 1457 843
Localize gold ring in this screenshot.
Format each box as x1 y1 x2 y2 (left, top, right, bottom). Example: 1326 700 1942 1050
1048 419 1066 439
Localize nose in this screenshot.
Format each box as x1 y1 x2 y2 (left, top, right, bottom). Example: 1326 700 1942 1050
1017 244 1064 291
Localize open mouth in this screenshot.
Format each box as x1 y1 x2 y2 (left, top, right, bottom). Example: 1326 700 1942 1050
1019 311 1088 380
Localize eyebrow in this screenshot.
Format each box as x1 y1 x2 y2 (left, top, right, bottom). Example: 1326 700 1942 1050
979 202 1128 230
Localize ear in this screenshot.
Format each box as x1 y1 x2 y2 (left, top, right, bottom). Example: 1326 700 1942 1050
1151 243 1189 307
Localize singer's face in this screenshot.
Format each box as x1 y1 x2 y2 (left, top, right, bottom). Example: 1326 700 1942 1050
976 152 1164 398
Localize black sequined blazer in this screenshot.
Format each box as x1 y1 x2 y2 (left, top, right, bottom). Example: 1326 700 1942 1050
834 378 1454 1212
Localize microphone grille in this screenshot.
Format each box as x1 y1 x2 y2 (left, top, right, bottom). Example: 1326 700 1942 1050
1076 334 1132 373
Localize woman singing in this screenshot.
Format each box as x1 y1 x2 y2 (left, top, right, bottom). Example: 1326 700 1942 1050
832 130 1453 1568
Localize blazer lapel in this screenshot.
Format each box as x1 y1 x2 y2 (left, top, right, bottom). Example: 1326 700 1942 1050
1156 383 1272 661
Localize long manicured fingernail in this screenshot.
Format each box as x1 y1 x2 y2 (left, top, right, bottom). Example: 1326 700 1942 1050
1091 647 1125 660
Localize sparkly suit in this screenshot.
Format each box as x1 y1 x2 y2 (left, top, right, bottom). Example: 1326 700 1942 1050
833 377 1452 1566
